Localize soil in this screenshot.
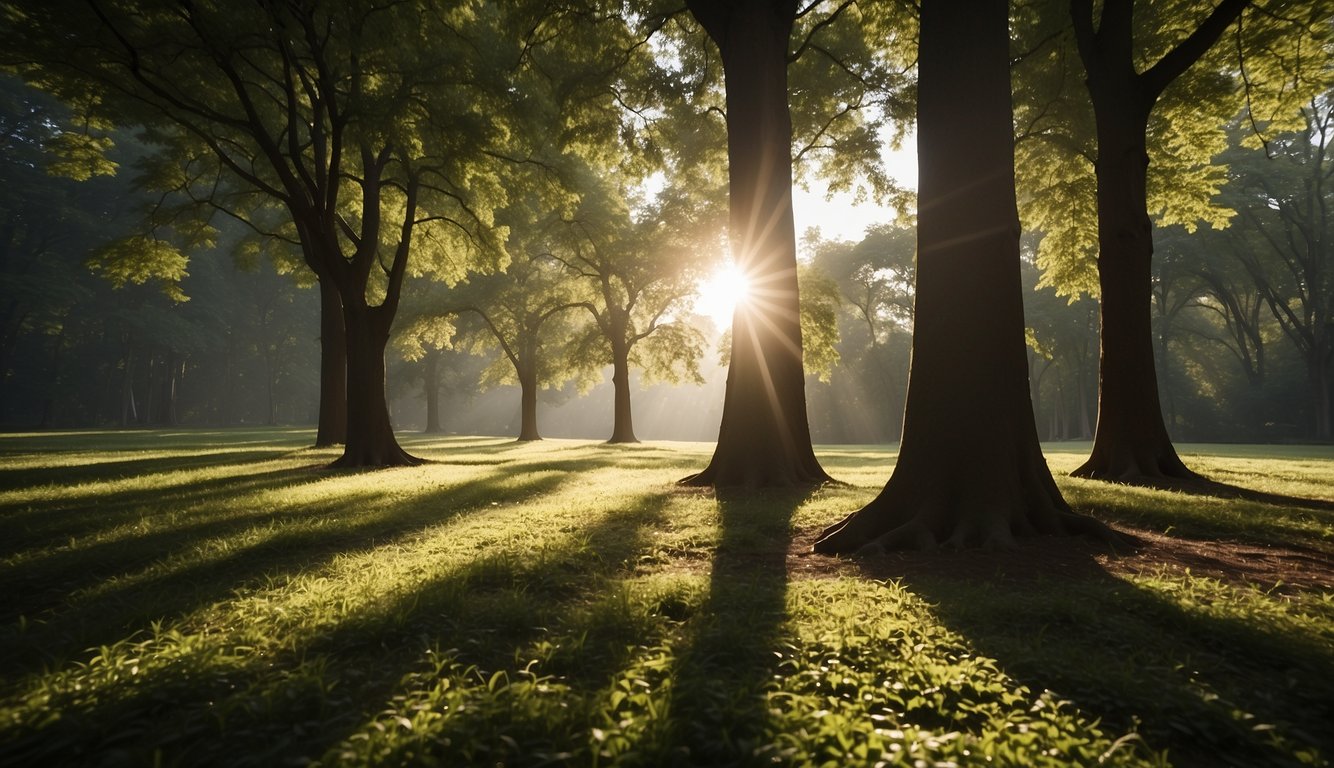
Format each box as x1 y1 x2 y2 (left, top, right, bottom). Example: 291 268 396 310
785 524 1334 593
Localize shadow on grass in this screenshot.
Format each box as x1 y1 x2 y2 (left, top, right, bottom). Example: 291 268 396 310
0 468 571 684
0 460 330 553
656 487 807 764
0 448 306 495
1111 473 1334 513
0 481 676 767
852 545 1333 766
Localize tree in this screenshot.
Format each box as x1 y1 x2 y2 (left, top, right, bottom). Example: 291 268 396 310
1064 0 1254 483
1215 100 1334 439
814 0 1109 553
0 78 102 421
677 0 818 485
551 168 716 443
808 223 914 442
448 251 593 442
2 0 512 466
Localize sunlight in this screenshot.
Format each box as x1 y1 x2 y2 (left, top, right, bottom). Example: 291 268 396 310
693 262 752 331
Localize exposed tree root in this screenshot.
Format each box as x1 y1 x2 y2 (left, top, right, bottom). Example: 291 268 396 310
328 444 423 469
813 463 1129 555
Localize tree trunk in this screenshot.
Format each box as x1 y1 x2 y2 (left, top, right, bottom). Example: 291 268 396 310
681 0 829 487
331 304 419 467
608 339 638 443
517 364 541 442
1071 86 1199 481
423 350 443 433
314 277 348 446
814 0 1110 554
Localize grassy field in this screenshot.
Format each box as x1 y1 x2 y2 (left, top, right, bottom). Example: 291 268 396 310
0 429 1331 767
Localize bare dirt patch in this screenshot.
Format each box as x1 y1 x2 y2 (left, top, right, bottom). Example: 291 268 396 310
786 524 1334 592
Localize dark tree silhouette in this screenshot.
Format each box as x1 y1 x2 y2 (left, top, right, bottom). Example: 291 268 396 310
815 0 1110 553
1069 0 1249 483
681 0 830 487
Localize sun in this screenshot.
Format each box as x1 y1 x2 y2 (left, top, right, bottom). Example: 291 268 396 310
693 262 751 331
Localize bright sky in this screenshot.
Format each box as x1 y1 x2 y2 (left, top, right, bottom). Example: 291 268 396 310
692 135 918 329
793 133 917 244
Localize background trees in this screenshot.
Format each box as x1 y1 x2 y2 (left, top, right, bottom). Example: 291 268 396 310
0 0 1330 466
553 170 716 444
2 0 516 466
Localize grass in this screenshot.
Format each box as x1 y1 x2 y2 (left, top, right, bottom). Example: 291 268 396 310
0 429 1330 767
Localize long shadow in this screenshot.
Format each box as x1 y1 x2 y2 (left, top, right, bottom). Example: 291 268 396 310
853 543 1333 766
1100 474 1334 513
656 487 808 764
0 469 571 684
0 448 304 494
0 461 331 554
0 483 676 767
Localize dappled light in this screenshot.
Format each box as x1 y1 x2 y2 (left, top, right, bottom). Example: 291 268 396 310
0 0 1331 764
1 431 1331 764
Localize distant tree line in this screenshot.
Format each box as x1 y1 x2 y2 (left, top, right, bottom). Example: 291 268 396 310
0 1 1329 514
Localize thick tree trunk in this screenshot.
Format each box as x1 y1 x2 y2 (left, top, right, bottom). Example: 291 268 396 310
608 340 638 443
314 278 348 446
1072 86 1199 482
682 0 829 487
423 351 443 434
814 0 1110 554
331 304 418 467
517 365 541 442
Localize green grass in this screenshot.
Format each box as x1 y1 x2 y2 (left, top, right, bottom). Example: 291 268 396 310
1 429 1331 766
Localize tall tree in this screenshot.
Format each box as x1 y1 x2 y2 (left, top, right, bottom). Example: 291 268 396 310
2 0 512 466
678 0 815 485
1067 0 1252 483
814 0 1108 553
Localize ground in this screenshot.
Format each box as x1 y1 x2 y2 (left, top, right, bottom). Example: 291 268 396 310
0 431 1330 766
788 524 1334 592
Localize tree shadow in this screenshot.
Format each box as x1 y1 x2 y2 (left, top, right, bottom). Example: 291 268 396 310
0 468 573 684
851 542 1333 766
1102 474 1334 512
0 482 677 767
655 487 809 763
0 448 303 492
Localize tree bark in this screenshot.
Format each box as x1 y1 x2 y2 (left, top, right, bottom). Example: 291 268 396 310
814 0 1111 553
314 277 348 446
330 302 419 467
681 0 829 487
608 338 638 443
517 363 541 442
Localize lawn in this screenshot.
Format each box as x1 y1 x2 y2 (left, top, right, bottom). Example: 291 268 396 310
1 429 1331 766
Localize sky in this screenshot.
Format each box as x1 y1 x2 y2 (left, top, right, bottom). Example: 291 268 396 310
792 133 917 244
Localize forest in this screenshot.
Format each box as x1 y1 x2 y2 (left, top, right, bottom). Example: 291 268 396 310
0 1 1328 456
1 0 1333 766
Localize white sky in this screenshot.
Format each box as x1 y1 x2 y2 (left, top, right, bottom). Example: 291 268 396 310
792 133 917 244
